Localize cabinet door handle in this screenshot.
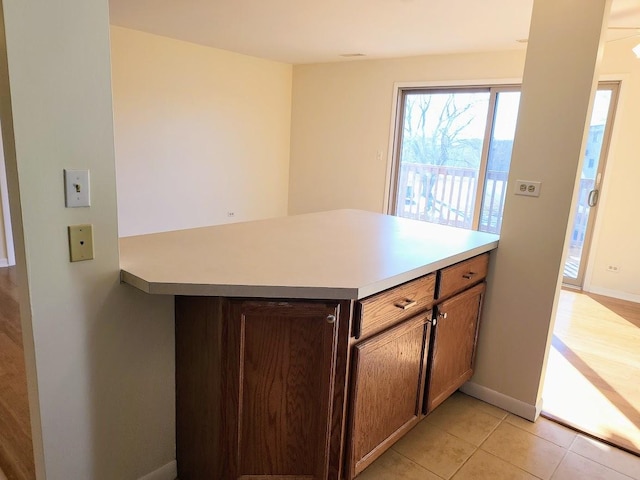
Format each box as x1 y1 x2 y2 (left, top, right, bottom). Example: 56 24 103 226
462 271 477 279
438 311 448 319
394 299 417 310
326 314 336 324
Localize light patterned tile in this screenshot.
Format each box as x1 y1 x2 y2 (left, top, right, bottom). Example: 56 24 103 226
448 392 509 420
426 395 502 446
358 448 442 480
452 450 538 480
505 414 577 448
570 435 640 480
481 423 566 479
393 421 476 479
551 452 633 480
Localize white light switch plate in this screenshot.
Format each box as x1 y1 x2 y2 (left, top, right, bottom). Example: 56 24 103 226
64 169 90 207
515 180 541 197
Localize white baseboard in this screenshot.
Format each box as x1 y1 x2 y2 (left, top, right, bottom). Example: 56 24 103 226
584 286 640 304
460 381 542 421
138 460 177 480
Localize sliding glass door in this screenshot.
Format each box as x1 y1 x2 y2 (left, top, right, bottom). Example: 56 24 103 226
391 86 520 233
563 83 619 288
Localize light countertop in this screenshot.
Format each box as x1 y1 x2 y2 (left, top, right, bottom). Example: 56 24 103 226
119 209 499 300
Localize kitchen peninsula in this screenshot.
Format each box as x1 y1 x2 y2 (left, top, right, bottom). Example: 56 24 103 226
119 209 499 480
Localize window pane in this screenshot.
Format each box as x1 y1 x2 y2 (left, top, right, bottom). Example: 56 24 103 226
564 89 612 280
395 91 490 229
479 91 521 234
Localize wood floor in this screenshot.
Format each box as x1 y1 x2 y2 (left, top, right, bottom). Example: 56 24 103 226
0 267 34 480
543 289 640 456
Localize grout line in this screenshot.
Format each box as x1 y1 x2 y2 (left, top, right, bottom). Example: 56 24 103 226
449 410 508 479
542 411 640 459
389 444 447 479
476 409 506 451
567 438 639 479
548 446 571 480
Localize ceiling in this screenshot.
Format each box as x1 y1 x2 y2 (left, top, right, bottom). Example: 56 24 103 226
109 0 640 65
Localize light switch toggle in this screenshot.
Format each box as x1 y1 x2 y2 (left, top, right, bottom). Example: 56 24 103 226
68 224 94 262
64 169 91 207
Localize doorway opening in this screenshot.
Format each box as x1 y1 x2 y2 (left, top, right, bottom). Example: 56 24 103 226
542 81 640 456
563 82 619 288
542 290 640 456
0 132 34 479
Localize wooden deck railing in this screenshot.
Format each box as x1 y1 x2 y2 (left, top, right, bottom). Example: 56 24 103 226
396 163 593 247
396 163 507 234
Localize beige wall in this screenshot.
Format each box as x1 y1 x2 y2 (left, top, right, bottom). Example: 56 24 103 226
1 2 174 478
111 26 292 236
289 30 640 303
289 1 637 412
289 50 526 216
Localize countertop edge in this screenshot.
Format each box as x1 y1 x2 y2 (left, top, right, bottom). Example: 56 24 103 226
355 241 498 299
120 239 498 300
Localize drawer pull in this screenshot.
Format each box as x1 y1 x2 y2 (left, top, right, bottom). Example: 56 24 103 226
438 311 448 319
326 314 336 324
394 299 417 310
462 271 477 279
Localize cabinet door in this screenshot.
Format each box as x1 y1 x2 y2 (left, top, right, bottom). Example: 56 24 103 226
223 300 342 480
347 311 431 479
425 282 485 414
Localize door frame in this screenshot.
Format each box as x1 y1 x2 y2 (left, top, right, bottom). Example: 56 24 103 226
563 81 620 289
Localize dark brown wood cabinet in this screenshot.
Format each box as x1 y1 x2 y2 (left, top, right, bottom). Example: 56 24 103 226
346 312 431 478
176 297 352 480
174 253 491 480
424 255 487 414
225 300 344 479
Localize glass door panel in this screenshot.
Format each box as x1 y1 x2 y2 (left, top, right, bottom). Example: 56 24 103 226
563 84 619 287
394 90 490 229
479 91 521 234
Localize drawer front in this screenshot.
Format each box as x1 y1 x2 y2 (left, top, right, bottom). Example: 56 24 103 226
356 273 435 339
437 253 489 301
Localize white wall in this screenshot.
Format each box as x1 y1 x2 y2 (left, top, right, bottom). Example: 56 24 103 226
473 0 609 414
1 1 175 479
289 1 629 415
111 26 292 236
289 22 640 305
586 38 640 302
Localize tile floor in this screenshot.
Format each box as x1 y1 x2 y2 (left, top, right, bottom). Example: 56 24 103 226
358 392 640 480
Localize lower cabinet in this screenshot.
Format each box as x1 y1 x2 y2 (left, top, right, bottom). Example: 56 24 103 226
346 312 431 478
176 297 351 480
175 254 490 479
424 282 486 413
225 300 342 479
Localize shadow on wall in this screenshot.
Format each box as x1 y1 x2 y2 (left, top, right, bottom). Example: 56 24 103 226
89 273 175 479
